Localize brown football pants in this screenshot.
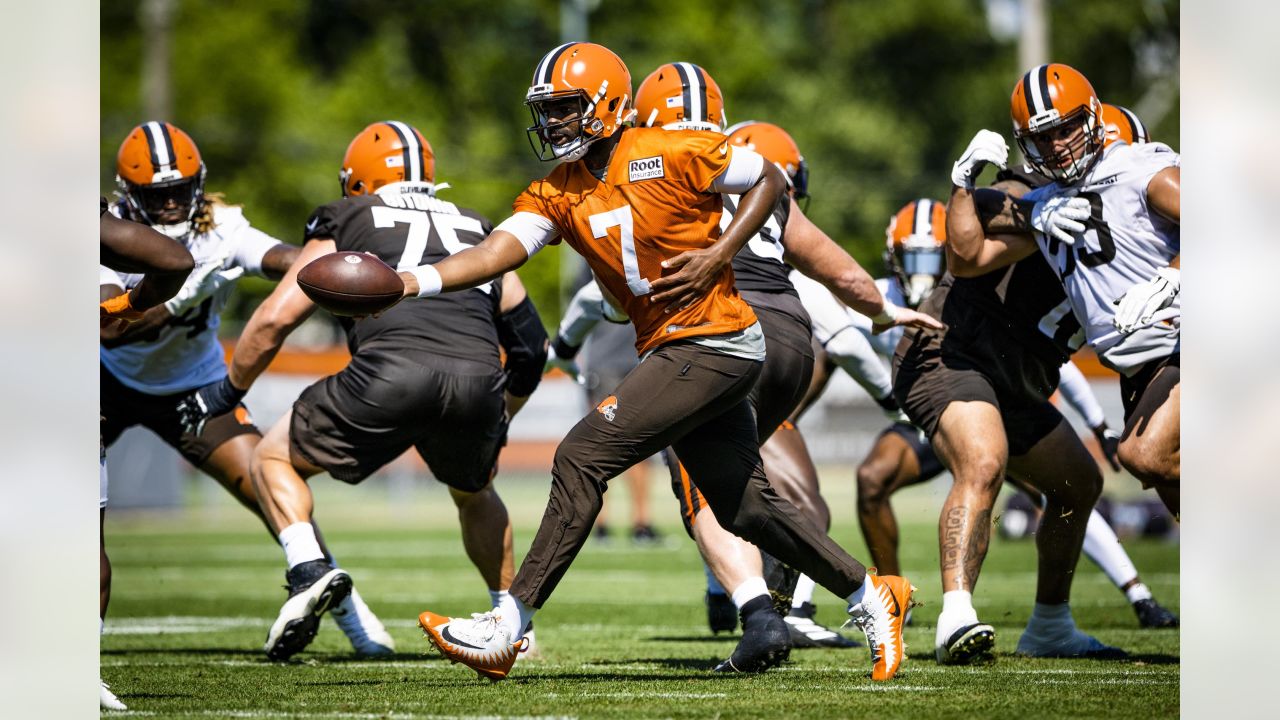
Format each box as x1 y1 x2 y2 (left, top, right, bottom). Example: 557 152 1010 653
509 340 867 608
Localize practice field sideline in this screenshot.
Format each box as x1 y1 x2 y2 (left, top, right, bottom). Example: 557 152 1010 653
102 470 1179 718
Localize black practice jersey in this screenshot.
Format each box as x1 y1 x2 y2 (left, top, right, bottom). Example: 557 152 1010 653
725 193 796 296
304 190 502 371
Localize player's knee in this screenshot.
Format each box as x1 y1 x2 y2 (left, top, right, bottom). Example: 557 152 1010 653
1117 435 1174 486
953 454 1004 491
856 462 893 505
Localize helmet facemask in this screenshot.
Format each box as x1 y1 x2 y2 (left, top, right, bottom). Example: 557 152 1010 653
888 235 945 308
1015 107 1103 184
526 89 609 163
119 165 206 228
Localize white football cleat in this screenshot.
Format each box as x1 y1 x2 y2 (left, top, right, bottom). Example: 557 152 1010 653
332 588 395 657
419 610 527 681
100 679 127 711
846 574 913 681
264 561 352 661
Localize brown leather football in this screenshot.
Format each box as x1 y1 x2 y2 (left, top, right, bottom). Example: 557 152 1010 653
297 251 405 317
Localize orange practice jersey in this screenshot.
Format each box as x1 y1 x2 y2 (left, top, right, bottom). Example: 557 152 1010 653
513 127 757 355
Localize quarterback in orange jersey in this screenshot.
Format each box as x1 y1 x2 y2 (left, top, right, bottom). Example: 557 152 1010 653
409 42 914 683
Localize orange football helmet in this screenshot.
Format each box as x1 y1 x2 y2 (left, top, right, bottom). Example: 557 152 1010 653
884 199 947 308
1100 103 1150 146
525 42 635 162
115 121 206 226
635 62 727 132
724 121 809 202
1010 63 1105 184
340 121 436 197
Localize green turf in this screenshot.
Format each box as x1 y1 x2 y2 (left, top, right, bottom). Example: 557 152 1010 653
102 471 1179 718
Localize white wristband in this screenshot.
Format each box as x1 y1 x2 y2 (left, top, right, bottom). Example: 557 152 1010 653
407 264 443 298
871 302 899 325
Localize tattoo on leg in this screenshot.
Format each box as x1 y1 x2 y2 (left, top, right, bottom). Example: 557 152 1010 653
942 507 967 591
964 509 992 590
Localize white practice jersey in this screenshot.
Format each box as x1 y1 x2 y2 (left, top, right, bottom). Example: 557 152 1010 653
1025 141 1180 375
789 271 904 401
100 203 282 394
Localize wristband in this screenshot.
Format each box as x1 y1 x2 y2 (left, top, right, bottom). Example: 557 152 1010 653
870 302 899 325
406 264 443 298
552 334 581 361
101 292 143 320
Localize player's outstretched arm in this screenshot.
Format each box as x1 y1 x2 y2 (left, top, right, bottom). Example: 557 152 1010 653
782 200 943 333
227 239 333 391
100 211 195 314
649 158 787 309
399 230 531 298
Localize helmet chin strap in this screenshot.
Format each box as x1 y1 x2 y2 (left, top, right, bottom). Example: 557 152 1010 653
154 221 194 244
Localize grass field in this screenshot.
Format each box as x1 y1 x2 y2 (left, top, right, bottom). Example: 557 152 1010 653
102 470 1179 719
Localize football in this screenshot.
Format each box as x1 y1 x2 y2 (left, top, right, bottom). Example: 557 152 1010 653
297 251 405 317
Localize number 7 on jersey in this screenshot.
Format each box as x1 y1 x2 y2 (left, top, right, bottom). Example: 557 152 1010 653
589 205 651 296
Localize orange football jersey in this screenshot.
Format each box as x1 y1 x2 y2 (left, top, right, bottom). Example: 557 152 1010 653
513 127 757 355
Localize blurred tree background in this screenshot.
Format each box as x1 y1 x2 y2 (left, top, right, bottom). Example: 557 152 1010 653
101 0 1179 333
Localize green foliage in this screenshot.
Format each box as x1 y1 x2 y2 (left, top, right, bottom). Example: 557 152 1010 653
101 0 1178 326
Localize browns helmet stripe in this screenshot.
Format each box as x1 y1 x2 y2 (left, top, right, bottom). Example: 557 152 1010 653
1024 64 1052 115
1119 105 1148 143
142 121 176 174
536 42 576 85
384 120 424 182
672 62 707 125
912 199 932 236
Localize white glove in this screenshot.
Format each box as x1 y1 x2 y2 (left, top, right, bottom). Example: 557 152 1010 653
164 260 245 315
1031 195 1091 245
951 129 1008 189
1113 267 1179 334
544 344 584 385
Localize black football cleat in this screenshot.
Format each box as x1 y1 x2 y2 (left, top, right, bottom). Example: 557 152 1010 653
936 622 997 665
264 559 352 661
706 591 738 634
1133 598 1179 628
714 597 791 673
761 552 800 616
785 602 860 649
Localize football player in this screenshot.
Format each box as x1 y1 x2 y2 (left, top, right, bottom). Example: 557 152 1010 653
101 122 395 660
413 43 930 682
948 65 1180 514
796 196 1175 629
180 121 548 662
98 199 194 711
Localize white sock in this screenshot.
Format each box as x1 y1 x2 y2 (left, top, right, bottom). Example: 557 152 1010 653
489 589 511 610
1124 582 1153 603
936 590 980 646
278 522 325 570
1082 508 1139 589
495 593 536 641
730 576 770 610
704 563 727 595
846 578 869 608
791 574 816 609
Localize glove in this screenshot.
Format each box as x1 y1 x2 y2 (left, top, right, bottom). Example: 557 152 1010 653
164 259 244 316
1112 267 1179 334
1092 425 1122 472
176 376 247 436
545 341 584 385
100 292 144 323
1030 195 1091 245
951 129 1008 189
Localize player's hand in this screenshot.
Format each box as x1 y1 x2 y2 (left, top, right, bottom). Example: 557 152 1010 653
545 344 584 385
1092 425 1122 472
1030 195 1091 245
1112 267 1179 334
650 247 731 312
176 376 247 436
951 129 1008 189
100 292 145 324
163 254 241 316
870 304 945 335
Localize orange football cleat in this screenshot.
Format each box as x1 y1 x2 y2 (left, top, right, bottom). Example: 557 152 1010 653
419 610 527 681
847 573 915 681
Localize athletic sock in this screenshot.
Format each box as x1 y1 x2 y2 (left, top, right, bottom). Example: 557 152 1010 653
738 594 774 620
489 589 511 610
705 563 727 596
279 522 325 570
846 579 868 609
1082 508 1139 588
495 593 536 641
730 576 770 611
936 590 981 646
791 574 817 609
1125 582 1154 603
